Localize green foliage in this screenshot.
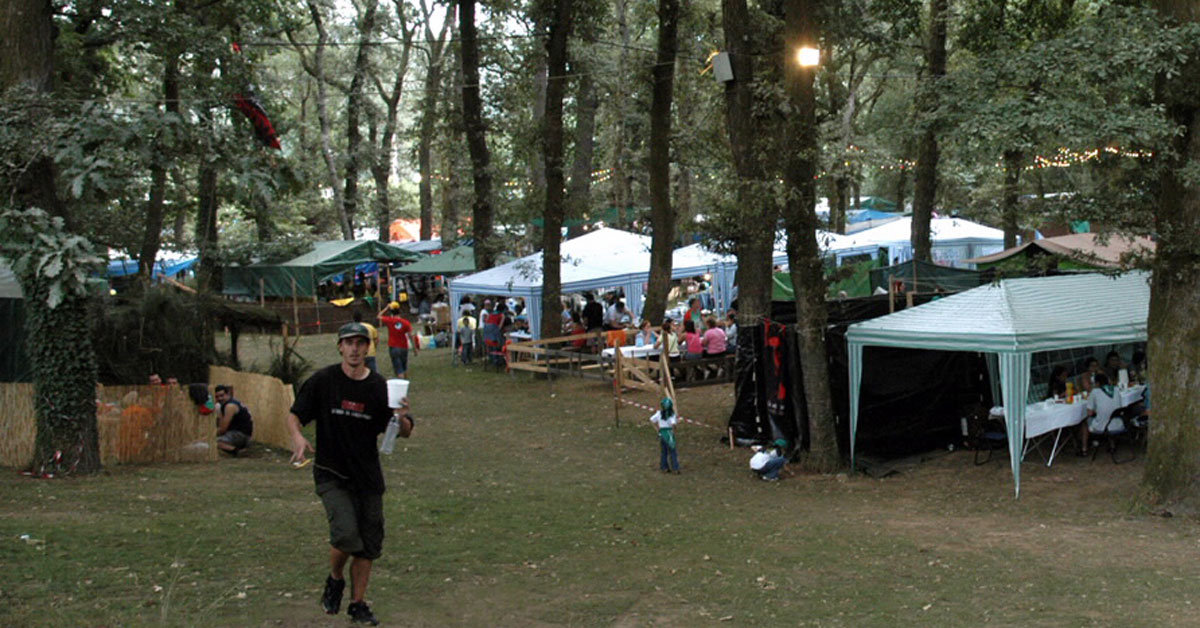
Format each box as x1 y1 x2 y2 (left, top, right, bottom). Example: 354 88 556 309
0 207 101 473
90 287 218 385
265 339 311 388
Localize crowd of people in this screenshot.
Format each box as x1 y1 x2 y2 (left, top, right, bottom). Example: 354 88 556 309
1037 349 1150 458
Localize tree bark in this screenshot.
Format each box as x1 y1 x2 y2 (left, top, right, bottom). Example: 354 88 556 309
1001 148 1022 249
1143 0 1200 510
459 0 496 270
0 0 68 228
565 59 597 239
610 0 634 222
539 0 574 340
342 0 379 237
783 0 838 471
195 158 220 292
139 55 180 282
642 0 679 327
294 1 350 239
910 0 948 262
418 0 452 242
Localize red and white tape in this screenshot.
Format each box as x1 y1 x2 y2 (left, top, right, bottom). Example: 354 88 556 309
613 396 721 431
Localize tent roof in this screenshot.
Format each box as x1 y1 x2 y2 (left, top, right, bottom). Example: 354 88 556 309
847 271 1149 353
450 228 653 296
853 216 1004 245
964 232 1155 268
395 244 511 275
279 240 419 273
0 258 22 299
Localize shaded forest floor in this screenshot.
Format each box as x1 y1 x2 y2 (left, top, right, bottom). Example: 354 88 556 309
2 333 1198 627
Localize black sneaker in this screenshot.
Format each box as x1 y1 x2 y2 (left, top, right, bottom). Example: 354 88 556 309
348 601 380 625
321 575 345 614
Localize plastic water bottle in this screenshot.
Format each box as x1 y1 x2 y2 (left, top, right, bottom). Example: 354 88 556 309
379 416 400 454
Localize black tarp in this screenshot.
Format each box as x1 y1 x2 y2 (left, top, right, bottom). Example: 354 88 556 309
0 298 29 382
729 294 992 459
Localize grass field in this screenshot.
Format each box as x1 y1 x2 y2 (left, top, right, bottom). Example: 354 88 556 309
2 333 1199 627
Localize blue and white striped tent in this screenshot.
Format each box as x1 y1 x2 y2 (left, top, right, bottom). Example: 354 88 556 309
846 272 1149 497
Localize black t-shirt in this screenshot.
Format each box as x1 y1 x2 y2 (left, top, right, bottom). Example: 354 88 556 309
582 301 604 331
290 364 392 494
222 398 254 436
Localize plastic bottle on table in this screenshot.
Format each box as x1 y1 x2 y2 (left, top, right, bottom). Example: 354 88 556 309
1065 381 1075 404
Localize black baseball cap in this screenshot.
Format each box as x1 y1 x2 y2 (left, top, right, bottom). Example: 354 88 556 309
338 322 371 341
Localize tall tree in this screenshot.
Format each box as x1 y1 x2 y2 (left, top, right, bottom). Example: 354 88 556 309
910 0 948 261
1143 0 1200 509
417 0 453 242
782 0 838 470
138 52 180 281
565 57 597 239
289 0 352 238
641 0 679 326
1 0 101 474
343 0 380 236
538 0 574 339
368 0 415 242
459 0 497 270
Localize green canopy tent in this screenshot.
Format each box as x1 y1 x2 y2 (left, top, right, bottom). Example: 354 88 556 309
0 258 29 382
223 240 421 298
846 272 1149 497
393 245 513 276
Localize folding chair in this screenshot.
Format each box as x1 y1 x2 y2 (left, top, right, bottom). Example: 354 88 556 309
967 408 1008 466
1090 408 1137 464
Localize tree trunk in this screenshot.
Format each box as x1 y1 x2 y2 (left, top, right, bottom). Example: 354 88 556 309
417 0 452 242
910 0 948 262
1001 148 1022 249
300 0 350 239
1143 0 1200 510
642 0 679 327
195 159 220 292
343 0 379 237
459 0 496 270
139 55 180 282
783 0 838 471
0 0 68 228
539 0 574 340
566 60 596 240
1 0 100 475
610 0 634 223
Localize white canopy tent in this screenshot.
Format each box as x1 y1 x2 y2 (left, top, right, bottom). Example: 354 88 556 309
845 272 1149 497
852 217 1006 268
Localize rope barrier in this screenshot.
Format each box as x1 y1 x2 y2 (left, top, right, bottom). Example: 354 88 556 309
612 395 723 432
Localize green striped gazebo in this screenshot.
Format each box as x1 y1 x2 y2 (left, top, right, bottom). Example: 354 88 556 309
846 272 1149 497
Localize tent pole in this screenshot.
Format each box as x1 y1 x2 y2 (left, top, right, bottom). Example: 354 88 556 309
259 278 265 308
291 277 299 330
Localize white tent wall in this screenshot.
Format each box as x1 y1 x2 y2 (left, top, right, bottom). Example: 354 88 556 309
846 272 1149 497
852 217 1005 268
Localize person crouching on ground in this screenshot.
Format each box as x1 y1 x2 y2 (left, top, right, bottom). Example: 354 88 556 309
649 397 680 473
285 322 415 626
214 385 253 455
749 440 789 482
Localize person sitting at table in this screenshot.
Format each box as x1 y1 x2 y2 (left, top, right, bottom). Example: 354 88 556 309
634 319 657 347
567 311 589 350
681 319 703 361
1078 373 1125 456
653 319 681 360
1047 366 1070 400
1078 357 1102 392
1103 350 1127 383
701 317 727 357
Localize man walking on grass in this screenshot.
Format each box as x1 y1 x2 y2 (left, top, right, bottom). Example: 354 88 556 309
286 322 414 625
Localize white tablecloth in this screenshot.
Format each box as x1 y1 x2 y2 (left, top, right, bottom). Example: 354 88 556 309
992 385 1146 439
601 345 661 360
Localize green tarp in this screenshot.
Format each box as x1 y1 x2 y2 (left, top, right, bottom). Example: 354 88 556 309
223 240 421 298
770 258 883 301
868 259 984 294
394 245 513 275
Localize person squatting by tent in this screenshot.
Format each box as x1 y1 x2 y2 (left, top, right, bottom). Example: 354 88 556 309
749 440 789 482
649 397 680 473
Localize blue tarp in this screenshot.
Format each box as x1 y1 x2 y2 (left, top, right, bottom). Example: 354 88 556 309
105 257 198 278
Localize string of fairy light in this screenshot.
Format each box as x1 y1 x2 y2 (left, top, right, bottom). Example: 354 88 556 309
413 147 1150 189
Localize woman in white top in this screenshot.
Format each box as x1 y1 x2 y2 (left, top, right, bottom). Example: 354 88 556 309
1079 372 1125 456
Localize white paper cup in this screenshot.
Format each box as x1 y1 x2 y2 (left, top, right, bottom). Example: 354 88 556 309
387 379 410 408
